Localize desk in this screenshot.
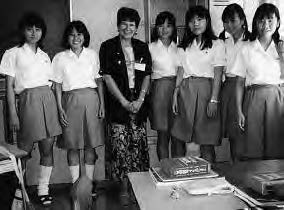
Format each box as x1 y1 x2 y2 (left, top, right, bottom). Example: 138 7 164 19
128 172 247 210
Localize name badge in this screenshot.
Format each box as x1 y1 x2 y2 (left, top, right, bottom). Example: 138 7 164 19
135 63 146 71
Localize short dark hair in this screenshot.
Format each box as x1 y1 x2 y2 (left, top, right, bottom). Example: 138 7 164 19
18 12 47 48
251 3 280 44
62 20 90 49
151 11 177 43
180 6 217 50
117 7 140 28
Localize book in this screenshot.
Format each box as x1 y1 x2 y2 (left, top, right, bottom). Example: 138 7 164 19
233 184 284 208
160 156 210 178
247 171 284 195
149 167 219 188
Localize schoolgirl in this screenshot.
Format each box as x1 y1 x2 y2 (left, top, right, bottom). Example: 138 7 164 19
231 3 284 159
171 6 225 163
149 11 185 160
219 3 251 161
52 21 104 194
0 12 62 206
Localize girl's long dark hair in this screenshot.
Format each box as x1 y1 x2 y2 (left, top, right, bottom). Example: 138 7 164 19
180 5 217 50
151 11 177 43
219 3 251 41
250 3 280 44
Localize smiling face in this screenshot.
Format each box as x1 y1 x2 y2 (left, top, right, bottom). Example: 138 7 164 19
68 28 84 50
256 13 279 38
24 25 42 45
188 15 207 36
118 20 137 40
157 19 174 41
223 13 244 37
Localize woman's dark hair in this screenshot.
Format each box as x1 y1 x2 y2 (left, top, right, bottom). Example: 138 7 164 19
180 5 217 50
18 12 47 48
219 3 250 41
250 3 280 44
117 7 140 28
62 20 90 49
151 11 177 43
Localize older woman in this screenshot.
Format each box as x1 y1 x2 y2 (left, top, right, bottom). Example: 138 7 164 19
99 7 151 198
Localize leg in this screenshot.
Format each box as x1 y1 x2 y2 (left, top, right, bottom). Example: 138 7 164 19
156 131 170 160
84 148 97 181
171 137 186 158
200 145 216 163
37 137 55 206
67 149 80 183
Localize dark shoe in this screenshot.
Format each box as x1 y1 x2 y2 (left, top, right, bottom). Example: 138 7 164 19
38 194 53 207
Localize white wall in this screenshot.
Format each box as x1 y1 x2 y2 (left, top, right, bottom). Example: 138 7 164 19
72 0 146 53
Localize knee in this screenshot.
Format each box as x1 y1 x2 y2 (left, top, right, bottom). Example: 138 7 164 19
84 148 97 164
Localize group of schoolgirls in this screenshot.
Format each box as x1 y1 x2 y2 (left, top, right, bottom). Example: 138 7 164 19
0 14 104 206
149 3 284 165
1 2 284 207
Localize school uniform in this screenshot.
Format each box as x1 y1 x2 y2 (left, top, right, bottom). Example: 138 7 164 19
171 39 225 145
221 33 247 157
230 40 284 159
0 44 62 152
51 47 104 149
149 40 180 131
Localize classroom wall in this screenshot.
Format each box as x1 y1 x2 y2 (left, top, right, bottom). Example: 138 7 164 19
72 0 146 53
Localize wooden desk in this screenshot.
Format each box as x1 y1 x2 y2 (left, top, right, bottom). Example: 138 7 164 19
128 172 247 210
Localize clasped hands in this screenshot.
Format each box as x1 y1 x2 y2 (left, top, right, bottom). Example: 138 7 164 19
123 99 143 114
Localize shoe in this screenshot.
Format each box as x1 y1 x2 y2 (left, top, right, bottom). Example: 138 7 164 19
38 194 53 207
92 182 97 198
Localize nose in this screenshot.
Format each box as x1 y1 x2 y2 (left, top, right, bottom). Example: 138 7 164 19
193 19 199 26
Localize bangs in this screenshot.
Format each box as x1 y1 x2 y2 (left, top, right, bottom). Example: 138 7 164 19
187 7 207 21
155 11 176 26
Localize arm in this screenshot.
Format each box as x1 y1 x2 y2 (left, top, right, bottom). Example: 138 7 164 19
172 66 184 115
103 74 132 112
132 75 150 113
54 82 68 127
276 40 284 79
236 76 245 131
207 66 223 118
96 77 105 118
6 76 19 131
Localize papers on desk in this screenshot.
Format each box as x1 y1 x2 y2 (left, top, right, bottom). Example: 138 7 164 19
181 177 234 195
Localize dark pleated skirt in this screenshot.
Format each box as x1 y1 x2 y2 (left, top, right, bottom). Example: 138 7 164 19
149 77 176 131
18 86 62 152
59 88 104 149
239 84 284 159
171 77 221 145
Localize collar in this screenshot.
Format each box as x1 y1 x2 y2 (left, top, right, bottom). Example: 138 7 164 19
67 47 86 58
22 43 42 55
225 32 245 44
156 39 176 49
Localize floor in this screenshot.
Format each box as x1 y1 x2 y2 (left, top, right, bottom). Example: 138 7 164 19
1 174 140 210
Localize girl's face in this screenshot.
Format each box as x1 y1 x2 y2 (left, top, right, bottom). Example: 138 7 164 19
68 28 84 50
118 20 137 40
223 13 244 37
188 15 207 36
157 19 174 40
256 13 279 38
24 25 42 45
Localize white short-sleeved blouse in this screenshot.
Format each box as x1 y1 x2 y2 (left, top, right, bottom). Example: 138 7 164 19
51 47 101 91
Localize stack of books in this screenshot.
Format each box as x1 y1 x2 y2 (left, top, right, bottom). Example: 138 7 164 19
149 156 218 188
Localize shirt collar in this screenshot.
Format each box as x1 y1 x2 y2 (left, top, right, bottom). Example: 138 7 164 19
22 43 43 55
157 39 176 50
225 32 245 44
67 47 86 58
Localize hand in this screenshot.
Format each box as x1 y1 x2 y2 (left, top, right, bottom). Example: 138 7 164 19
131 100 143 113
172 90 179 115
238 111 245 131
98 104 105 119
122 100 133 112
9 113 20 131
59 109 68 127
207 102 218 118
